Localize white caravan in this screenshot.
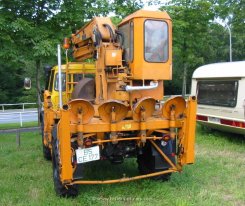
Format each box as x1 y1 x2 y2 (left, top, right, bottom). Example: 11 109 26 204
191 61 245 135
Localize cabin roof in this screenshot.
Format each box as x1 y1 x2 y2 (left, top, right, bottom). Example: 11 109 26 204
118 9 171 26
192 61 245 79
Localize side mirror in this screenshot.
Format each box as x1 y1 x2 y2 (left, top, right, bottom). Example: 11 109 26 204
24 77 31 90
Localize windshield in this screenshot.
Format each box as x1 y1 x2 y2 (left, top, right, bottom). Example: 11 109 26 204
197 80 238 107
144 20 168 62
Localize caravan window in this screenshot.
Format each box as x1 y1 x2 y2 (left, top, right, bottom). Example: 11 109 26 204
197 80 238 107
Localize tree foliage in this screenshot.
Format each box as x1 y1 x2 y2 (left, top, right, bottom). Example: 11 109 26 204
0 0 244 103
0 0 62 103
161 0 244 94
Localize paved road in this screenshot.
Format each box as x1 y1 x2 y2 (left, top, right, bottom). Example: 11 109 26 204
0 109 38 124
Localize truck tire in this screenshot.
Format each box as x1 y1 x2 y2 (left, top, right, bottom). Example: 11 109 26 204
52 125 78 197
40 115 51 160
43 141 52 160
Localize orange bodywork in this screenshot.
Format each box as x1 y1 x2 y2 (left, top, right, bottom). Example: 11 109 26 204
54 96 197 183
43 9 197 187
119 10 172 81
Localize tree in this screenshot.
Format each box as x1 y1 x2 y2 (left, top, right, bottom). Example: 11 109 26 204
213 0 245 61
0 0 243 102
159 0 244 95
0 0 139 104
112 0 143 18
161 0 215 94
0 0 62 105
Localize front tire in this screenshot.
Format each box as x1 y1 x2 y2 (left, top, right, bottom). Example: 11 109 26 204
40 115 51 160
52 125 78 197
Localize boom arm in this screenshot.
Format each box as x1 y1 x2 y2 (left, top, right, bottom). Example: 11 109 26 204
69 10 173 104
71 17 118 61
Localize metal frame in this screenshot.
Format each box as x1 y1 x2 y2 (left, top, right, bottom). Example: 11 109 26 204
54 96 197 184
71 139 178 185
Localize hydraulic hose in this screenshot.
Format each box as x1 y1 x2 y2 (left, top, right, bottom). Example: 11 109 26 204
115 30 124 47
103 23 115 42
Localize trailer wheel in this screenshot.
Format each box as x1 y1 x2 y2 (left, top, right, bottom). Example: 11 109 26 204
137 152 171 181
52 126 78 197
41 117 51 160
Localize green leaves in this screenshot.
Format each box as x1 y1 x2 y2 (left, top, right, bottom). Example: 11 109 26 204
33 39 57 57
161 0 244 95
0 0 243 102
11 18 32 32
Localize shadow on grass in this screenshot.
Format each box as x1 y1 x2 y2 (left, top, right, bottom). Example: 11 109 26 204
77 158 144 194
82 158 139 180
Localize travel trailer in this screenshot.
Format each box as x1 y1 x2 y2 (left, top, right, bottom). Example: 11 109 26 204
191 61 245 135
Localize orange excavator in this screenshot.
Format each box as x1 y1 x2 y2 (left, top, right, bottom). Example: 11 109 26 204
42 9 197 197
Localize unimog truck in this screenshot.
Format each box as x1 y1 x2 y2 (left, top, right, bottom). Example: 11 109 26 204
41 9 197 197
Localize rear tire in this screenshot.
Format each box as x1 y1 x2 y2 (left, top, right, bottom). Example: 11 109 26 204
43 144 52 160
52 125 78 197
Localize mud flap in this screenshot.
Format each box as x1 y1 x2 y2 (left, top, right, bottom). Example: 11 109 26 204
73 165 84 180
141 140 176 171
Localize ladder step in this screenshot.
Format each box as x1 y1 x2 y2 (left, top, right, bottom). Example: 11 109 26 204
66 82 78 84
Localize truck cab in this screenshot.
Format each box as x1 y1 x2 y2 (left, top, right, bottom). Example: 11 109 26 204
45 62 96 110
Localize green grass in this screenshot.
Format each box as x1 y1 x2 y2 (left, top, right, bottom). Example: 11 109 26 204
0 126 244 206
0 121 38 130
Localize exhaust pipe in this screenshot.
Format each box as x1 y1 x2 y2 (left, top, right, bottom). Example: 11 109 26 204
125 81 158 92
57 44 63 108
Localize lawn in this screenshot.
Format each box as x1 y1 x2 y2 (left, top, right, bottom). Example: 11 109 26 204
0 126 244 206
0 121 38 130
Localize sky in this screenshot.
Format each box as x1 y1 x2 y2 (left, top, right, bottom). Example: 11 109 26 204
142 0 169 10
143 2 160 10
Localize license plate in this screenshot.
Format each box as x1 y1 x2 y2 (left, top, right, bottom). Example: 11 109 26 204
208 117 220 124
76 146 100 164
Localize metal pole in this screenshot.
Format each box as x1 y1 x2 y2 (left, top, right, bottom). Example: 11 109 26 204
214 20 232 62
57 44 63 108
16 129 20 147
20 112 23 127
182 64 187 97
225 23 232 62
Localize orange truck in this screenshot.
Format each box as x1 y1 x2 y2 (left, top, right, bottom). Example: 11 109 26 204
41 10 197 197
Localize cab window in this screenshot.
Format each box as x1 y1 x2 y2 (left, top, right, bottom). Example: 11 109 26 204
144 20 168 62
119 22 134 62
54 73 66 91
73 74 83 82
